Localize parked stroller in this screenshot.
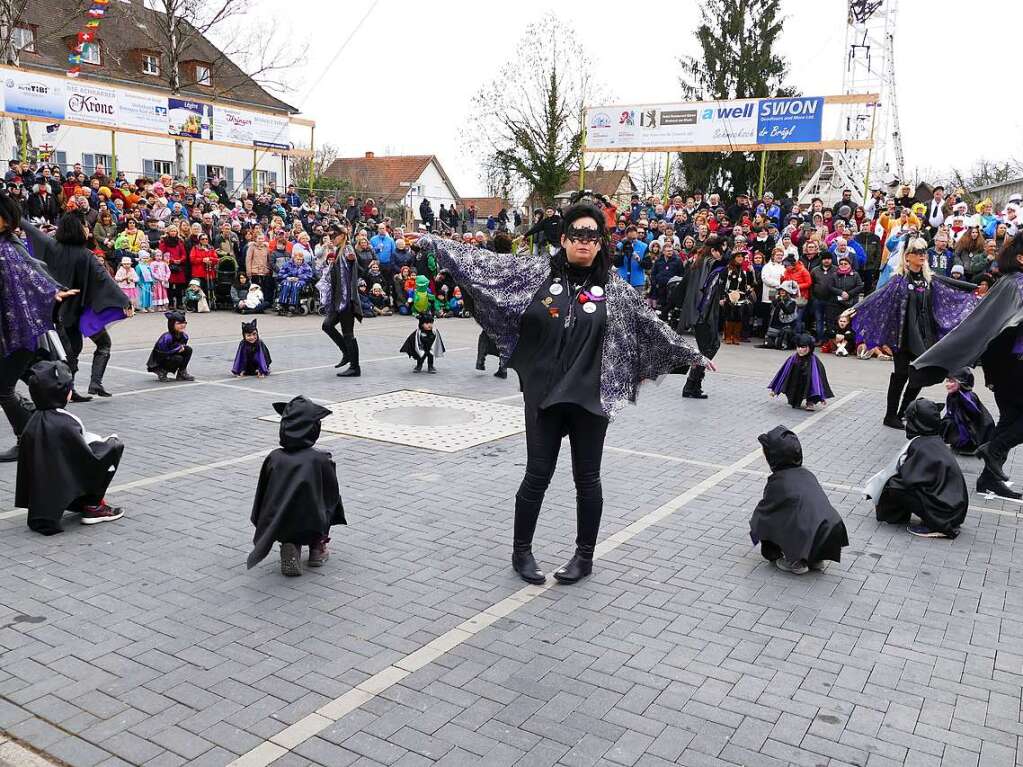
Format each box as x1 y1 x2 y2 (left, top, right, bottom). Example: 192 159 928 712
215 255 238 310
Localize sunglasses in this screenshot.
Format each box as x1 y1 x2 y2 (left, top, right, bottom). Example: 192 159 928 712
566 227 601 244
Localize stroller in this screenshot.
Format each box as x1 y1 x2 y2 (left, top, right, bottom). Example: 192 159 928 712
215 255 238 310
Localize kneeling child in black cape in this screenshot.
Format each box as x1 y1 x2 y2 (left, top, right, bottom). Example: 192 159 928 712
248 396 346 575
750 426 849 574
865 398 969 539
400 311 445 373
231 319 272 377
941 368 994 455
768 334 834 410
16 361 125 534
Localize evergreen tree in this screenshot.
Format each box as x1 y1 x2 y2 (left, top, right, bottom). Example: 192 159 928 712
678 0 805 199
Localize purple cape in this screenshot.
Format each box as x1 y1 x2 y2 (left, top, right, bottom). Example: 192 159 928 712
0 238 58 357
768 352 833 402
231 340 272 375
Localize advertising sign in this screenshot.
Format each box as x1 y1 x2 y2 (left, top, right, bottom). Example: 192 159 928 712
117 88 167 133
168 97 212 140
214 105 254 144
66 81 117 127
251 112 290 149
4 69 65 120
586 95 830 151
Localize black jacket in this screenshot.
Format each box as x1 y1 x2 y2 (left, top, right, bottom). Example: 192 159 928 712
327 254 363 321
810 265 839 302
832 271 864 309
524 214 562 246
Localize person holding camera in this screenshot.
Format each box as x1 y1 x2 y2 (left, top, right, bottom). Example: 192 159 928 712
614 225 649 290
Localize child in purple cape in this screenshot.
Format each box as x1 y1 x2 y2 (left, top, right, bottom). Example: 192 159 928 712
768 333 834 411
231 320 272 378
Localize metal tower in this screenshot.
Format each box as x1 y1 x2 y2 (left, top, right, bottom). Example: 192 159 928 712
798 0 903 206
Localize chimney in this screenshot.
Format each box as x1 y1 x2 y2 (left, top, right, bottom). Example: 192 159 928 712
364 151 375 159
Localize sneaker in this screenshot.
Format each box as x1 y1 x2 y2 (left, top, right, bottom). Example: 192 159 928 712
308 538 329 567
81 503 124 525
156 370 169 382
807 561 827 571
280 543 302 576
877 353 893 361
907 524 952 539
774 557 809 574
175 369 195 382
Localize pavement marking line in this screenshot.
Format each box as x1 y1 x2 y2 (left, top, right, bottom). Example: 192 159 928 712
488 392 523 403
205 380 334 404
226 390 863 767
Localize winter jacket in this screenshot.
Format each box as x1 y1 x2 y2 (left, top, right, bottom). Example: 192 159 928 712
159 237 189 284
783 263 812 301
189 245 219 280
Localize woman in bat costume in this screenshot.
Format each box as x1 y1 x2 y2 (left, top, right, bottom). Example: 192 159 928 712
672 235 727 399
865 398 969 539
912 234 1023 500
146 311 195 382
412 198 712 585
750 426 848 574
843 237 978 430
399 311 445 373
941 368 994 456
248 395 346 576
767 333 834 410
231 320 272 377
16 360 124 534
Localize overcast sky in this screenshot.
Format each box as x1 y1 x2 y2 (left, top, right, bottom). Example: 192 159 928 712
252 0 1023 197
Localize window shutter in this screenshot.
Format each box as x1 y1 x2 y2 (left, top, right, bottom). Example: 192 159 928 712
269 171 278 189
224 167 235 193
82 153 95 175
143 159 155 178
242 169 252 191
54 151 67 172
193 164 205 187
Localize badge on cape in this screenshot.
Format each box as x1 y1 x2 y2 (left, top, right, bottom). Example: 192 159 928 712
549 283 563 296
583 302 597 314
590 286 604 298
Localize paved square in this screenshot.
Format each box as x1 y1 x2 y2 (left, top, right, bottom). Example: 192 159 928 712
260 390 526 453
0 312 1021 767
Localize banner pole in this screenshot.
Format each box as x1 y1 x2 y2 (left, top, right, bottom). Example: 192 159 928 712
110 130 117 176
19 120 26 164
863 101 878 202
578 106 586 193
662 152 672 204
308 124 316 195
188 140 193 187
757 150 767 198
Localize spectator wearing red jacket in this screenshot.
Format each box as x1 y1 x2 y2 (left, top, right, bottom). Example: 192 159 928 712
159 230 189 309
782 253 812 334
189 233 219 283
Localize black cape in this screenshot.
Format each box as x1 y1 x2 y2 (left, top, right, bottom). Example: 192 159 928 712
877 399 968 535
16 361 123 535
768 352 834 407
942 390 995 454
911 272 1023 387
399 329 446 359
248 396 346 568
750 426 849 563
21 219 128 329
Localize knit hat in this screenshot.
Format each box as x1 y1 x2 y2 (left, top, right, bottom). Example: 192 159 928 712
189 278 200 286
371 283 382 291
120 256 132 265
780 280 799 295
950 264 965 276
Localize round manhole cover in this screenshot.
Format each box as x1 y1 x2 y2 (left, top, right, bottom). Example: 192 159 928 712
372 406 477 427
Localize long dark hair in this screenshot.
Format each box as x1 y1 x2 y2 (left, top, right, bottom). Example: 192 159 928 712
691 234 725 270
55 212 88 246
554 201 611 285
998 232 1023 274
0 191 22 236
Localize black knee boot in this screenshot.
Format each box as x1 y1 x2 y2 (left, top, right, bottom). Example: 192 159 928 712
88 349 112 397
682 365 707 398
334 337 350 369
512 540 545 584
554 544 594 584
475 334 488 371
337 338 361 377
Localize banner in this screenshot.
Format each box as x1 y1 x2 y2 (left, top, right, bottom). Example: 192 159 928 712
4 69 65 120
251 112 290 149
586 95 826 151
168 97 212 140
117 88 167 133
66 81 117 127
214 105 254 144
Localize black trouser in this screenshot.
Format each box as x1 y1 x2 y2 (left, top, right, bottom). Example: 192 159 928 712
322 307 356 353
514 403 609 550
683 322 719 394
983 392 1023 481
0 349 36 440
169 282 185 308
88 330 111 387
885 349 921 420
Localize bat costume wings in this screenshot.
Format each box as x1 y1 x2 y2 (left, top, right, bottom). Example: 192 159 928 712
231 320 272 376
247 396 346 568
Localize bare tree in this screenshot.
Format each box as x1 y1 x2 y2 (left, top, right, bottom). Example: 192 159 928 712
288 142 346 195
125 0 305 180
463 14 608 205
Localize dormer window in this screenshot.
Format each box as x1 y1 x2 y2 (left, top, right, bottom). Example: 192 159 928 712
80 41 101 65
195 63 211 86
11 26 35 53
142 53 160 75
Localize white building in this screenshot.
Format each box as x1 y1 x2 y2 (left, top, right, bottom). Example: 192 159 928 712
2 0 307 193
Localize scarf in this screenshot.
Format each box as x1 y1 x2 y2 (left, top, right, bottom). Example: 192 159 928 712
837 263 853 275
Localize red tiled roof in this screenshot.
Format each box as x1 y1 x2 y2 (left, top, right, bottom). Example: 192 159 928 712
459 197 508 217
560 169 636 198
324 155 436 201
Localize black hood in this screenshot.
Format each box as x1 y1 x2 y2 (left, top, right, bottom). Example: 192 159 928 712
904 398 943 438
27 360 73 410
273 395 331 450
949 367 974 391
758 425 803 471
164 310 185 333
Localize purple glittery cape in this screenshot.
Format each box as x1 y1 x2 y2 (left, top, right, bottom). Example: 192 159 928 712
425 236 705 419
231 340 272 375
768 353 833 401
852 274 980 352
0 237 57 358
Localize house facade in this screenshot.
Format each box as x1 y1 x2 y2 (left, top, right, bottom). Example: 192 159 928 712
2 0 302 193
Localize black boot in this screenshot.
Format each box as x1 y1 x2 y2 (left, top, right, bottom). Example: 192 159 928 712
976 443 1010 482
334 338 350 369
882 414 905 430
553 546 594 584
512 541 545 584
494 364 508 379
977 472 1022 501
337 338 361 377
88 349 112 396
682 365 707 399
0 443 17 463
475 335 487 371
